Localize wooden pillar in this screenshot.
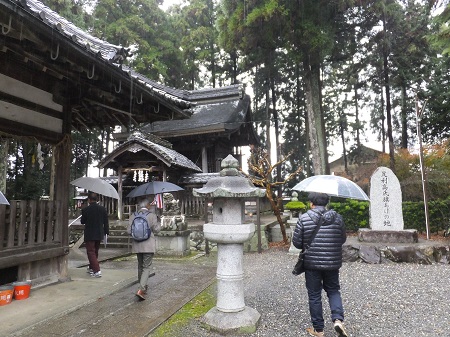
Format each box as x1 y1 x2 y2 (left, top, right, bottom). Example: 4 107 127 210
202 146 208 173
53 104 72 280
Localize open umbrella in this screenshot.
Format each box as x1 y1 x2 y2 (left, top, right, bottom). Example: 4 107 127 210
292 175 369 201
70 177 119 199
0 191 9 205
127 181 183 198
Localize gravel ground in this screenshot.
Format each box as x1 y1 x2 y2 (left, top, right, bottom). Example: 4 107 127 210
164 249 450 337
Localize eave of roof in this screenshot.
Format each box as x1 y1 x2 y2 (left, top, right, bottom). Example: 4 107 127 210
18 0 245 113
140 94 251 138
98 132 202 172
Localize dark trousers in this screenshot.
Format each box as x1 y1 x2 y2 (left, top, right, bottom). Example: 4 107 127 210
85 240 100 273
137 253 154 291
305 269 344 331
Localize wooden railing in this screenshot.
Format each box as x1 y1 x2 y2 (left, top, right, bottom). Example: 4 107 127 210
180 194 206 218
0 200 61 251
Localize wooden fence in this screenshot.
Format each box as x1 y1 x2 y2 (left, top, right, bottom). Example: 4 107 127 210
180 194 206 218
0 200 68 269
0 200 61 250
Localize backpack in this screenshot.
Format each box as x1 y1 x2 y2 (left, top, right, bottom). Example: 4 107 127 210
131 211 151 241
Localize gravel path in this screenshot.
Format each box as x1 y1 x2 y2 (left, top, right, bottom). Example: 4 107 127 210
166 249 450 337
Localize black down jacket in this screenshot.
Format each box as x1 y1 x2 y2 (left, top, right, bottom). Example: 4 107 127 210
292 206 346 270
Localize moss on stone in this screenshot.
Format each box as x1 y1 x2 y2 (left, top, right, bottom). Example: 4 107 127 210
149 283 216 337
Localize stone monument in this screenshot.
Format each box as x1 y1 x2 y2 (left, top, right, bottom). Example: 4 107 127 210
193 154 265 334
358 166 418 243
155 197 191 256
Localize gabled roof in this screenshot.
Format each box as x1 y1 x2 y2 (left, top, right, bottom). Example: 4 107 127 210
330 145 384 168
138 89 259 145
98 132 202 172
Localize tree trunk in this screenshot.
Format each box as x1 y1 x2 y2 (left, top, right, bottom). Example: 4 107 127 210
266 186 288 244
0 140 8 192
303 55 327 175
354 82 361 148
383 11 395 171
265 84 271 167
401 82 408 149
270 79 282 199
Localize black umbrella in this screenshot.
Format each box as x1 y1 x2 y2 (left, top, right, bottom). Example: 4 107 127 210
126 181 184 198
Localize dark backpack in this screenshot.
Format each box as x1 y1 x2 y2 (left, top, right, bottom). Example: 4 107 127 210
131 211 151 241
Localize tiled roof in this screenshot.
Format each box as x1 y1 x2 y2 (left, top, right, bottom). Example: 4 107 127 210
178 173 220 185
141 94 252 137
98 132 202 172
17 0 192 109
178 171 248 185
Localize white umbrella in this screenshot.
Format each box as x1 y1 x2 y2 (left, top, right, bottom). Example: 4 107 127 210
70 177 119 199
0 191 9 205
292 175 369 201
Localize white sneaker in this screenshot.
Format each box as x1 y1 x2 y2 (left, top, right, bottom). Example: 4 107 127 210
90 271 102 278
334 320 348 337
86 268 93 274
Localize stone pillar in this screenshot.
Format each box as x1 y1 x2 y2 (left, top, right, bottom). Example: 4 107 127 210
194 155 265 334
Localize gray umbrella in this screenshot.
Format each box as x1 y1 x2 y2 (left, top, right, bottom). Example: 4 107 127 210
127 181 184 198
70 177 119 199
292 175 369 201
0 191 9 205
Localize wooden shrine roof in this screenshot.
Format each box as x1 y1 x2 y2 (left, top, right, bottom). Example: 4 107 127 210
98 131 202 173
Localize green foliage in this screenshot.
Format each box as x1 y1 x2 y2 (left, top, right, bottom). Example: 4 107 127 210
284 201 307 212
92 0 184 87
427 4 450 56
330 197 450 234
330 199 369 232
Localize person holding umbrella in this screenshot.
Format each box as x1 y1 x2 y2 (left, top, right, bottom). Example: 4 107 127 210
292 192 348 337
81 192 109 278
128 198 161 300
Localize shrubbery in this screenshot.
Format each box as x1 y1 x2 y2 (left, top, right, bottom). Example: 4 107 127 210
327 198 450 234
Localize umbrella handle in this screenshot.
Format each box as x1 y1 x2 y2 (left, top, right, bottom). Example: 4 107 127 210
68 215 82 227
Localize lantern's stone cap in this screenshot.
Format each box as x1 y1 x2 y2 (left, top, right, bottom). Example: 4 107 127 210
193 155 266 198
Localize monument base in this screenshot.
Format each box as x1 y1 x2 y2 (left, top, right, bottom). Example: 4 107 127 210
358 228 418 243
155 230 191 256
201 306 261 335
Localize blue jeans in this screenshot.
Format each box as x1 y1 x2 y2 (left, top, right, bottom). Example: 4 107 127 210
305 269 344 331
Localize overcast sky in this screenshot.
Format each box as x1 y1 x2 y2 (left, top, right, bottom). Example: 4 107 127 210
160 0 183 11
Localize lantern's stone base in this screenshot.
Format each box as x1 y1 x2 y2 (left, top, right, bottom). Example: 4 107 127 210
201 306 261 335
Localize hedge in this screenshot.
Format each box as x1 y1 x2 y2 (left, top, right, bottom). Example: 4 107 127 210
325 198 450 234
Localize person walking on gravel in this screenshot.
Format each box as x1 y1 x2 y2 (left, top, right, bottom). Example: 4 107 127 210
292 192 348 337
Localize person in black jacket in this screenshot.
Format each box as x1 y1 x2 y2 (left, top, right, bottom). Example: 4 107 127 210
292 192 348 337
81 192 109 278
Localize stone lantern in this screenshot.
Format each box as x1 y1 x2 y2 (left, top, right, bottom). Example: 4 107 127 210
193 154 265 334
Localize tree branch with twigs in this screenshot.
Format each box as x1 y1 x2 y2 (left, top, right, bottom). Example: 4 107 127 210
243 147 302 244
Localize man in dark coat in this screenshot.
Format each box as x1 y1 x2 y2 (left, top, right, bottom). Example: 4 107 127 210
81 192 109 278
292 192 348 337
